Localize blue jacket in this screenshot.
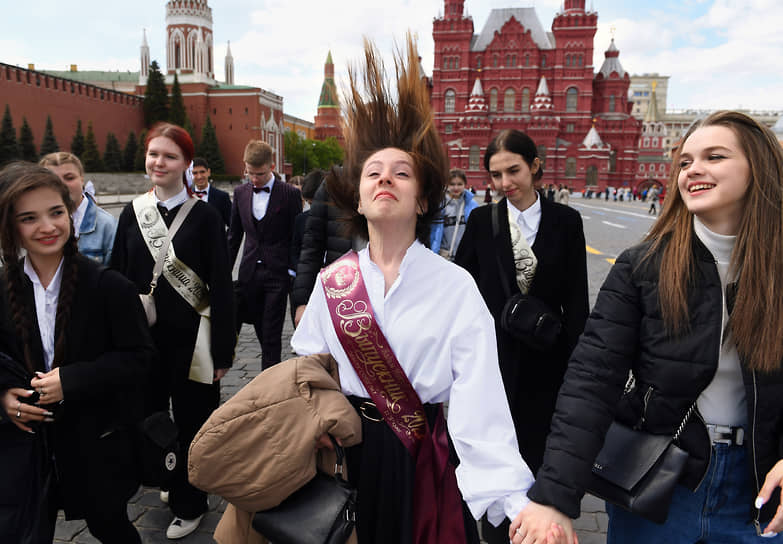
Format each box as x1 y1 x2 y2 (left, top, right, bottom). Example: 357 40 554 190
78 194 117 265
429 190 479 252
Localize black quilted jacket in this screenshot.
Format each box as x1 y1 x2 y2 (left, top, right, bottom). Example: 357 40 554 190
528 236 783 528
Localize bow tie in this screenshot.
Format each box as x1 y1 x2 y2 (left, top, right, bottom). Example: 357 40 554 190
253 186 271 194
194 190 207 197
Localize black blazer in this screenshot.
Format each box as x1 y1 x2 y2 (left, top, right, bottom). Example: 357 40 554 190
228 179 302 281
0 255 154 522
455 197 588 472
207 184 232 228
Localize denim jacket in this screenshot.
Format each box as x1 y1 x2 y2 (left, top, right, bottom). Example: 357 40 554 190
77 194 117 265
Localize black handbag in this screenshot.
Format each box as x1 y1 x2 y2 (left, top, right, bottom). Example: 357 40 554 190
137 411 179 488
252 436 357 544
491 203 562 351
585 402 696 524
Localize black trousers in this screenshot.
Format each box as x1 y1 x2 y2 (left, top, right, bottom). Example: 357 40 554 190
237 265 289 368
146 359 220 520
346 397 479 544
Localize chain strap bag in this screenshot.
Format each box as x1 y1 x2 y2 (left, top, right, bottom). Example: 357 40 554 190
251 435 357 544
585 402 696 524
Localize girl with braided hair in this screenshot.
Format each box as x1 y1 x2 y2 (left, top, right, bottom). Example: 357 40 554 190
0 163 153 543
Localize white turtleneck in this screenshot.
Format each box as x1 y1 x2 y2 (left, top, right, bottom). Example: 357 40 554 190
693 216 746 428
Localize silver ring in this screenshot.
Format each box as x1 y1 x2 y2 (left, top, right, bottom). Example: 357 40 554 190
516 527 522 534
40 388 45 396
16 409 21 418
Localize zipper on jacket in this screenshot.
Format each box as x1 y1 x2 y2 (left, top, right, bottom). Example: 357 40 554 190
635 385 654 430
752 370 762 535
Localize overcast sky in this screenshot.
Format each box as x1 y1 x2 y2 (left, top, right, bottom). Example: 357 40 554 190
3 0 783 120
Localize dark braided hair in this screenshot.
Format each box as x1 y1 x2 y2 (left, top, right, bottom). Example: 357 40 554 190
0 162 77 372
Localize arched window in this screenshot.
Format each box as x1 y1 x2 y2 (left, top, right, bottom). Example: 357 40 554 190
609 150 617 173
521 88 530 112
566 87 578 112
609 94 616 112
455 57 459 69
525 54 530 66
493 55 498 67
443 57 448 70
504 88 515 112
469 146 481 170
541 55 547 67
511 54 517 66
477 57 482 69
537 146 547 169
566 55 571 67
639 163 645 172
643 137 650 147
586 165 598 186
652 137 659 147
445 89 456 113
578 55 583 66
175 40 181 69
565 157 576 177
505 54 511 67
489 88 498 112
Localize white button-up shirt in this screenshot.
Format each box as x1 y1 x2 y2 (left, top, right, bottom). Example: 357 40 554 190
24 256 64 371
252 178 274 220
154 186 189 210
292 240 533 524
507 194 542 247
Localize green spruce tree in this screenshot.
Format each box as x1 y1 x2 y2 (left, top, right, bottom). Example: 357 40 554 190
82 122 103 172
39 115 59 155
70 119 85 158
196 116 225 173
18 117 37 161
169 73 188 127
183 117 195 141
143 60 169 127
134 129 147 171
103 132 122 172
0 105 21 166
123 131 138 171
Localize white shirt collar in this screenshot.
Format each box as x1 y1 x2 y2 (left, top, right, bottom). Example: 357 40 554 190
23 256 65 371
154 186 189 210
72 194 89 236
506 193 542 245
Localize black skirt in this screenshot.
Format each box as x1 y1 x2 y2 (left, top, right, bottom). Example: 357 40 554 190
346 396 480 544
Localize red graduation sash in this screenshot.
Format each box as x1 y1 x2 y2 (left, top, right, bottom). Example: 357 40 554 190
320 251 466 543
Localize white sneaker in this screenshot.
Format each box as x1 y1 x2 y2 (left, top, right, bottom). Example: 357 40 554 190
166 515 203 539
160 490 169 504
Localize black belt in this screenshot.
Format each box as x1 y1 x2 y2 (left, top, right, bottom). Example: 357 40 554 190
705 424 744 446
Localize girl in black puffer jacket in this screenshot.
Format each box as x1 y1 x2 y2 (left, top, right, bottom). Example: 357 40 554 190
509 111 783 544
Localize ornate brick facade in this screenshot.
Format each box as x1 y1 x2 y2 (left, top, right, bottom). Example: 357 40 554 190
431 0 641 191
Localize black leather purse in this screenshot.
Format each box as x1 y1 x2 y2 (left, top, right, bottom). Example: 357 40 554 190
491 203 562 351
252 436 357 544
585 402 695 524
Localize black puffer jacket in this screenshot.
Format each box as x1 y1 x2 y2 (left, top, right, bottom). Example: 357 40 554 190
291 182 354 308
528 237 783 528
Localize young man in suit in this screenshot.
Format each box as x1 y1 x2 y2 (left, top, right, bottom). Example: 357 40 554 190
191 157 232 228
228 141 302 368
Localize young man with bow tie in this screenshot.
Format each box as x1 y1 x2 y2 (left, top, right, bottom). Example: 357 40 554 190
228 141 302 368
191 157 231 228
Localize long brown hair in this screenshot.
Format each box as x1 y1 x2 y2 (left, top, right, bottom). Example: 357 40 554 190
327 33 448 244
645 110 783 372
0 162 80 373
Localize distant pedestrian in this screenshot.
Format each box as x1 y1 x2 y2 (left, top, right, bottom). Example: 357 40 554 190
190 157 232 228
0 163 153 543
484 186 493 203
648 185 659 215
557 184 570 206
430 168 478 260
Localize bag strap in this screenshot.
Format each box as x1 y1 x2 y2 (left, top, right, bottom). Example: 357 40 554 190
447 198 466 258
491 203 514 299
672 402 697 442
149 197 197 293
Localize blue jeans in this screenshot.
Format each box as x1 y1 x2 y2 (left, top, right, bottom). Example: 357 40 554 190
607 443 782 543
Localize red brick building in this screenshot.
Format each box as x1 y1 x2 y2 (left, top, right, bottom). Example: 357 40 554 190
431 0 641 191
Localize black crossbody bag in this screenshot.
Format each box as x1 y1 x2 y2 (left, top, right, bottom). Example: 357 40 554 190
252 435 357 544
491 203 562 351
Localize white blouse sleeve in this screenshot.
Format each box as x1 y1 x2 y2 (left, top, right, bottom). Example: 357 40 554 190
290 278 331 356
446 283 534 525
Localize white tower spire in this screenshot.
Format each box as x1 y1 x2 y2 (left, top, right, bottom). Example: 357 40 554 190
225 40 234 85
139 28 150 85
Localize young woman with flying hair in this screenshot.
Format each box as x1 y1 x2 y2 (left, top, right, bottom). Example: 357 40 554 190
291 35 565 544
513 110 783 543
110 122 235 539
40 151 117 265
0 163 153 543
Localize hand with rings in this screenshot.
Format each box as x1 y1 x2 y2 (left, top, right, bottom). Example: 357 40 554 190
510 501 576 544
30 368 64 404
2 387 53 433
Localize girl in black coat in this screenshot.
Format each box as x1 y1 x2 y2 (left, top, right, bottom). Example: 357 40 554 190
0 163 153 543
455 130 588 544
111 123 235 539
513 112 783 543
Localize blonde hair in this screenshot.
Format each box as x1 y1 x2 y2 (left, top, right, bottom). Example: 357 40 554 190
40 151 85 176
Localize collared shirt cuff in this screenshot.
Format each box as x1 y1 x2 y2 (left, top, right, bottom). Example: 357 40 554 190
288 269 296 277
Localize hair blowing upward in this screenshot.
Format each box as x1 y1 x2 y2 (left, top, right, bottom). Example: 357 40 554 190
328 33 449 244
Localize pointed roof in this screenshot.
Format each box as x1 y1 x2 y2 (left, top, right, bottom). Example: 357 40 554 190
418 55 429 80
582 125 605 148
226 40 233 57
465 78 489 114
318 53 339 109
472 8 553 51
471 77 484 97
531 76 554 112
326 51 333 65
644 83 661 123
598 38 626 78
142 29 149 47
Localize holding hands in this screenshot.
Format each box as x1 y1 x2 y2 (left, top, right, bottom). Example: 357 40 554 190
510 501 577 544
31 368 63 404
1 387 54 433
